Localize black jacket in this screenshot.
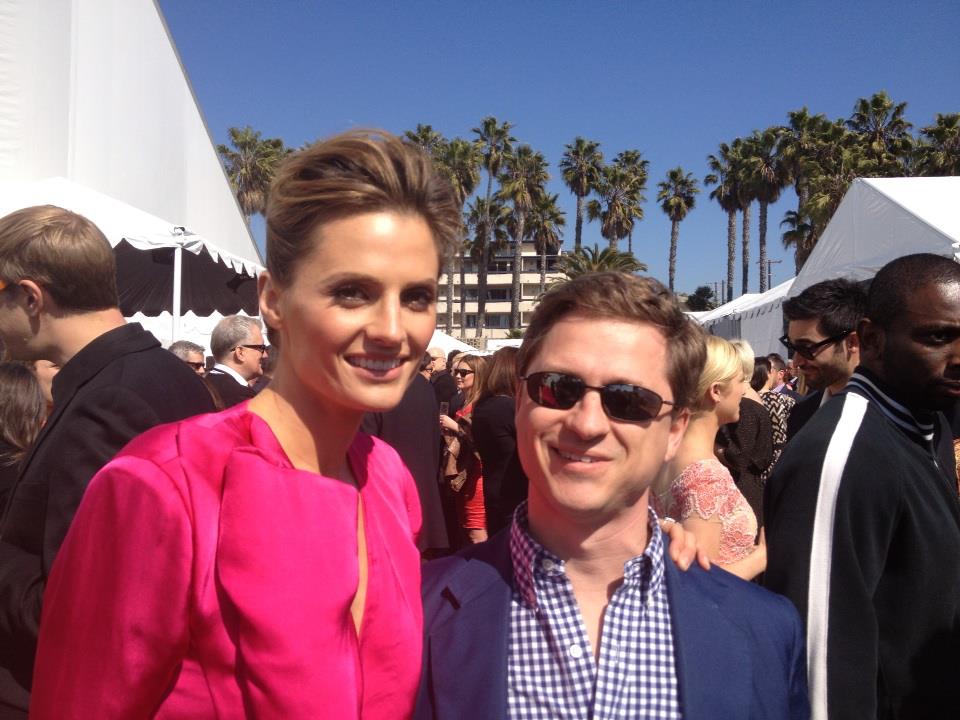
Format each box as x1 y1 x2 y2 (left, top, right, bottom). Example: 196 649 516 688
785 389 825 442
205 368 257 408
0 323 215 716
471 395 525 534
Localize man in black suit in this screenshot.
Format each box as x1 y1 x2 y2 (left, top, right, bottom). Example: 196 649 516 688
0 205 215 717
781 279 866 441
205 314 266 407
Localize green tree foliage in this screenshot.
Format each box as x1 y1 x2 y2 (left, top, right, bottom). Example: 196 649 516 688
657 167 699 292
559 137 604 252
557 244 646 280
526 193 566 295
217 126 289 221
916 113 960 176
686 285 716 311
741 128 789 291
705 141 743 302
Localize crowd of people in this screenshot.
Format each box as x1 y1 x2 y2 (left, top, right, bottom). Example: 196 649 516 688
0 129 956 719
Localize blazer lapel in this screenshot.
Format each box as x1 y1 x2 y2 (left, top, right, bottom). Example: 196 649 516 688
665 554 753 720
426 534 512 720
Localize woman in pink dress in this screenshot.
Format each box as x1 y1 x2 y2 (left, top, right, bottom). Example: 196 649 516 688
654 335 766 581
30 131 462 719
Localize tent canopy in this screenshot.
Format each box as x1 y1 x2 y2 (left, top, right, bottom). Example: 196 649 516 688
790 177 960 297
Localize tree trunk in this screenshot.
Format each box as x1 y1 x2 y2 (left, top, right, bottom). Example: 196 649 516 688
668 220 679 292
574 195 584 252
608 234 617 251
459 252 468 337
726 209 736 302
539 243 547 297
445 253 455 333
628 228 634 256
511 215 525 331
475 245 488 338
741 203 751 295
758 200 768 293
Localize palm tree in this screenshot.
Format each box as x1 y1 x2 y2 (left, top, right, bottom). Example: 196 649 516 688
403 124 446 157
741 128 788 291
217 126 289 221
433 137 482 334
526 193 566 295
612 150 649 255
499 144 549 330
557 244 646 280
465 197 510 337
846 91 913 174
705 142 741 302
657 167 700 292
586 165 641 252
780 210 816 272
916 113 960 175
559 137 604 252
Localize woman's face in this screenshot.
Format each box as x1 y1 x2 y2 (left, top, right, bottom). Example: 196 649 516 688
716 369 745 424
261 211 439 416
454 361 475 393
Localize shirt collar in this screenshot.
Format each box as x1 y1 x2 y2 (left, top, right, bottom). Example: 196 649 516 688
211 363 249 387
846 367 936 447
509 501 666 610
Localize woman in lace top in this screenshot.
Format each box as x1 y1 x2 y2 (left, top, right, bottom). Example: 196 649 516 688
654 335 766 580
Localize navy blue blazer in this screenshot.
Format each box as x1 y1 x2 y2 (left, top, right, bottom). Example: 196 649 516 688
415 530 809 720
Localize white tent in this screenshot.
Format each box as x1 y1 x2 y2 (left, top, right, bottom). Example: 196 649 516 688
708 278 794 355
698 293 761 327
428 331 476 356
789 177 960 297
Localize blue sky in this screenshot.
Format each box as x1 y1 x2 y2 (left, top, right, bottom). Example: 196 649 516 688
159 0 959 296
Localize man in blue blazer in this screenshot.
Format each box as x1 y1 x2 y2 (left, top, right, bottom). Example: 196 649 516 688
416 272 809 720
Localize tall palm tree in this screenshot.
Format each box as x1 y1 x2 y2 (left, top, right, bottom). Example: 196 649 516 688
465 197 510 338
586 165 640 252
559 137 604 252
612 150 649 255
499 145 549 330
557 244 646 280
217 126 289 221
741 128 788 292
847 91 913 174
526 193 566 295
403 124 446 157
705 142 741 302
916 113 960 176
657 167 700 292
433 137 482 334
780 210 816 271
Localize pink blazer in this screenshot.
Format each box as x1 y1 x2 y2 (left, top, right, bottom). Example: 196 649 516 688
31 404 423 719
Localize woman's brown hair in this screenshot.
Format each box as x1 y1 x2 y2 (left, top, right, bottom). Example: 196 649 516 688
475 346 519 403
265 129 462 289
454 354 488 407
0 362 45 468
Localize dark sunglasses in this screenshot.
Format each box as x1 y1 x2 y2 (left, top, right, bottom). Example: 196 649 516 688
236 344 268 354
184 361 205 371
453 368 475 378
522 371 674 423
779 330 851 360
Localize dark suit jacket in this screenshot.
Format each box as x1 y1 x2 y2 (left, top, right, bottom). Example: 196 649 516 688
205 368 256 408
362 374 448 552
415 530 809 720
0 323 214 716
470 395 525 534
786 389 825 442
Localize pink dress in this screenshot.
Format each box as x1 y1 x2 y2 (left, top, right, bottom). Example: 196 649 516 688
655 458 757 565
31 403 423 719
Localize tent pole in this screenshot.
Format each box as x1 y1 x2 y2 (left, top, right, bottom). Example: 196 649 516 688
172 244 183 342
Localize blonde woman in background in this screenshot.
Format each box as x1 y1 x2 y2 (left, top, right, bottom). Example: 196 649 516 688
654 335 766 580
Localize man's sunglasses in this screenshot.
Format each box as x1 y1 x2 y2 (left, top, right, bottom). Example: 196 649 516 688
453 368 475 378
236 344 268 354
184 361 205 371
779 330 851 360
521 371 674 423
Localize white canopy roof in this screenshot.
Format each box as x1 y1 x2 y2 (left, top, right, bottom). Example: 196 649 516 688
697 293 761 324
789 177 960 297
0 0 261 268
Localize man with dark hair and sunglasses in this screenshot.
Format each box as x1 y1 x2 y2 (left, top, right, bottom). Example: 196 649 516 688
415 272 809 720
781 278 867 441
765 253 960 719
207 314 266 407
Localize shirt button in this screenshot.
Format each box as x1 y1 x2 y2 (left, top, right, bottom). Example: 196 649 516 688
541 558 556 572
568 643 583 659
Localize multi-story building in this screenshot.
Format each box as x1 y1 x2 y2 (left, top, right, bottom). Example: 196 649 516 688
437 241 565 343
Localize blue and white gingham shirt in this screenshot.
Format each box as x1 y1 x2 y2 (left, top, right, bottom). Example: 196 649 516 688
507 502 682 719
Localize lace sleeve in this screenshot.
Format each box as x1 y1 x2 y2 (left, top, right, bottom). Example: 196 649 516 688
671 460 742 522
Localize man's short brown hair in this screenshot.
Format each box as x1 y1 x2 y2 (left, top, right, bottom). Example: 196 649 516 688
0 205 118 312
517 272 706 411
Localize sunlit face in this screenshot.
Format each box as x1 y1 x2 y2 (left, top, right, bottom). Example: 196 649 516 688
870 282 960 411
261 211 438 417
235 325 266 381
788 317 855 391
516 314 688 527
716 369 745 424
454 360 475 393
